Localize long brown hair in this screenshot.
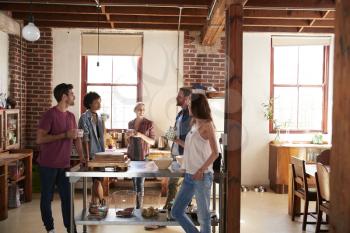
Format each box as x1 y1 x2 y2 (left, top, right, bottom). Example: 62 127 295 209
190 93 213 122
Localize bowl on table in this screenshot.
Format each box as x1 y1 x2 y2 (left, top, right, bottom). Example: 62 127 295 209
153 158 172 169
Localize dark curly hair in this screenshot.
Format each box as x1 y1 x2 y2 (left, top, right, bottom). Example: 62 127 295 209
53 83 73 102
83 92 101 109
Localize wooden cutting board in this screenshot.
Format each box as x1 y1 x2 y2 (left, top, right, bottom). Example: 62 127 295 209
88 158 130 168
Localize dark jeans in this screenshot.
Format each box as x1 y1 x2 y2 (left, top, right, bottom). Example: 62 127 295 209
39 166 75 233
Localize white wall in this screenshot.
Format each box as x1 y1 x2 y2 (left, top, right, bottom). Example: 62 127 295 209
242 33 334 185
0 31 8 97
52 29 183 136
143 31 183 136
52 29 82 118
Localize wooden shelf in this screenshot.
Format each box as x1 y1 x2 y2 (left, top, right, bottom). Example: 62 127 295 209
0 149 32 221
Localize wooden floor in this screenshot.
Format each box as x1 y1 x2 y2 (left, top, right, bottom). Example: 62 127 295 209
0 189 325 233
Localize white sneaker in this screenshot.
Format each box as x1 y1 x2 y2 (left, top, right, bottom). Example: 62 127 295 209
48 230 55 233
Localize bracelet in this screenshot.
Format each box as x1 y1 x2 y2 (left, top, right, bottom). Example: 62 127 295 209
64 132 68 139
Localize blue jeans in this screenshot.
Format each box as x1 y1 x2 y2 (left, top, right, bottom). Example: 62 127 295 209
171 173 213 233
39 166 75 233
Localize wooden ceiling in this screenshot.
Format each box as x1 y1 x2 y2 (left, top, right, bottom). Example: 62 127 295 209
0 0 336 44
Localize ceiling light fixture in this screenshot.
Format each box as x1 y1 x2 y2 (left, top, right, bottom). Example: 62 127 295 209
22 0 40 42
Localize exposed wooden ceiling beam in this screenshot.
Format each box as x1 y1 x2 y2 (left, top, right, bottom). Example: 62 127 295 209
0 3 98 14
0 3 209 17
244 18 334 28
310 19 334 27
12 12 107 22
300 27 334 33
106 6 208 17
243 9 335 19
99 0 212 7
244 18 310 27
243 25 334 33
245 0 335 10
34 20 203 30
13 12 206 25
101 5 114 28
1 0 211 8
108 15 206 25
202 0 226 46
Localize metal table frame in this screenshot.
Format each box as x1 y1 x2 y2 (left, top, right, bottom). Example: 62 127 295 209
66 161 219 233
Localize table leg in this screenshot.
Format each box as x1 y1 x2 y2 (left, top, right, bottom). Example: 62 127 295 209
70 181 75 233
83 177 87 233
212 180 216 233
102 177 109 196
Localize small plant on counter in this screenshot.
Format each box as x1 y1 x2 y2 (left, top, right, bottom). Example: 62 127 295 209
262 97 282 142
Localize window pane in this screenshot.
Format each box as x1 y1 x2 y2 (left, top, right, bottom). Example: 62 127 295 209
298 87 323 130
299 46 324 85
111 86 137 129
87 56 113 83
274 87 298 129
87 85 112 129
274 46 298 85
113 56 139 84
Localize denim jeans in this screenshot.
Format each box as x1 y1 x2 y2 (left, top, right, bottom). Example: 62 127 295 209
132 177 145 195
171 173 213 233
39 166 75 233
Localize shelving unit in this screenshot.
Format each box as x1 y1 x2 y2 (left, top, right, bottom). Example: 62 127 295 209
0 149 32 220
75 209 218 226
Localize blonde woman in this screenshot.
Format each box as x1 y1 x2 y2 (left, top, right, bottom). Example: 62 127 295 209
127 102 155 208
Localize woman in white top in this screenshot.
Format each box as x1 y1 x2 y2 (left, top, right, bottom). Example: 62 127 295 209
171 93 219 233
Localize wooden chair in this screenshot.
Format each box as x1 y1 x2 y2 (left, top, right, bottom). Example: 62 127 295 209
291 157 317 230
316 149 331 166
315 163 330 232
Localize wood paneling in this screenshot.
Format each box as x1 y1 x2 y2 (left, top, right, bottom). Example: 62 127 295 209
330 0 350 232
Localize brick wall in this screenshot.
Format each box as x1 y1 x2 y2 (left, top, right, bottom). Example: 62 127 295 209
8 28 53 150
8 34 27 147
25 28 53 149
183 31 226 91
